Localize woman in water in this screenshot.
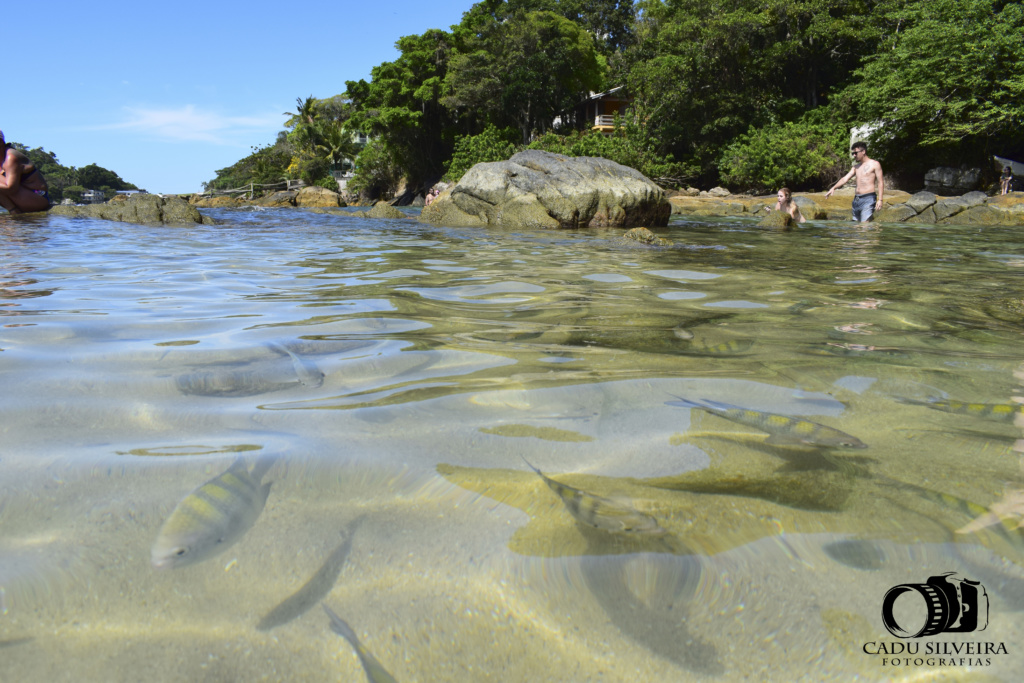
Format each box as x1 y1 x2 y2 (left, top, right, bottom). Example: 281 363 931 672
764 187 806 223
0 130 50 214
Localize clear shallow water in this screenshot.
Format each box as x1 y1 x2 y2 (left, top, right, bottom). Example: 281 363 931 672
2 208 1023 681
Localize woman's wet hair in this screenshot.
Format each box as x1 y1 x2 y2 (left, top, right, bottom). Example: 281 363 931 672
779 187 792 201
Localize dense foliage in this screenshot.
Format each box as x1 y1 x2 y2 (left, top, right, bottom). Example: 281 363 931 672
204 137 293 192
11 144 137 203
718 115 849 192
209 0 1024 195
442 125 520 182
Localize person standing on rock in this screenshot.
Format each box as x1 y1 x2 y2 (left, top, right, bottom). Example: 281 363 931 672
0 130 50 214
825 141 884 222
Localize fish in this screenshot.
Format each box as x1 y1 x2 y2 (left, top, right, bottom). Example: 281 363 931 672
876 476 1024 546
521 456 667 535
666 397 867 449
268 341 325 388
894 397 1024 423
0 637 35 649
684 339 753 356
322 604 399 683
256 517 363 631
151 455 276 570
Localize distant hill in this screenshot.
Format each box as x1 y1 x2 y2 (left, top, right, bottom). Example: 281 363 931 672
10 142 138 203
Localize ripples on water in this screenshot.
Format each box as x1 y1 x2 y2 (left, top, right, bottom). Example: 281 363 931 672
2 209 1023 681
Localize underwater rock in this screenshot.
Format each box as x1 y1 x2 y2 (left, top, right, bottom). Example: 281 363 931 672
366 201 408 219
620 227 672 246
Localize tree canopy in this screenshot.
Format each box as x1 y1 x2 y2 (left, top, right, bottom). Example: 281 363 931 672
208 0 1024 196
11 144 137 203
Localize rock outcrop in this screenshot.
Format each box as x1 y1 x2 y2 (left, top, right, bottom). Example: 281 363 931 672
295 186 345 207
51 194 214 225
667 189 1024 225
419 150 671 229
924 167 981 195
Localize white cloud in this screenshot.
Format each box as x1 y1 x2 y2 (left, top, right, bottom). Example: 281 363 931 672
97 105 284 145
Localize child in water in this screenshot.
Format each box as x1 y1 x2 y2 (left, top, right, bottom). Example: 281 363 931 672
763 187 806 223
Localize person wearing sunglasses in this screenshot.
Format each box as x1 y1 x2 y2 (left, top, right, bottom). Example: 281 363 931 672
825 141 884 222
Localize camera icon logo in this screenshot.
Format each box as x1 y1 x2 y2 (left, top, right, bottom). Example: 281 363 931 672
882 572 989 638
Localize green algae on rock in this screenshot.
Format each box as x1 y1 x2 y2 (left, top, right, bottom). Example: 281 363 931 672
51 193 214 226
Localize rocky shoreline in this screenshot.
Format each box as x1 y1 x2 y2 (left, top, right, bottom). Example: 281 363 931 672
38 178 1024 230
669 188 1024 225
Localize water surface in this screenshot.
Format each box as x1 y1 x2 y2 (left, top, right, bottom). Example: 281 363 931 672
2 209 1023 681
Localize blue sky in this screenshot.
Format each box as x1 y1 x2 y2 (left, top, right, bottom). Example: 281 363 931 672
7 1 473 194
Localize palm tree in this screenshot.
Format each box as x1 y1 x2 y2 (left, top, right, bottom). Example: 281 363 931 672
313 120 361 172
283 96 318 128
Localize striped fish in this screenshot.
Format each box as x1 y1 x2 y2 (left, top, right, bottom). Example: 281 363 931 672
878 476 1023 542
322 604 399 683
895 397 1024 423
686 339 753 356
667 397 867 449
151 456 276 570
521 456 667 535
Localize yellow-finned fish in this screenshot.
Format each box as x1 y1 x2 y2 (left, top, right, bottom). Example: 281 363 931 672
521 456 667 535
322 604 399 683
895 397 1024 423
667 397 867 449
151 456 276 570
685 339 753 356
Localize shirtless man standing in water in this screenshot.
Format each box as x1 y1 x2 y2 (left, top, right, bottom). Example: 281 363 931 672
825 141 884 222
0 130 51 214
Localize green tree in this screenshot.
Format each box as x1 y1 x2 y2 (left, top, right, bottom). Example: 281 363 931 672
62 185 86 204
204 137 293 191
442 125 521 182
620 0 882 183
718 113 849 191
348 138 404 199
78 164 137 192
346 29 458 194
841 0 1024 172
444 11 604 144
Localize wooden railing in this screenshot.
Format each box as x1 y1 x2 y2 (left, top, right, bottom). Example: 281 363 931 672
205 179 305 200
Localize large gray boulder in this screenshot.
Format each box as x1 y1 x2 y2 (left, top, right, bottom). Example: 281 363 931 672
904 191 938 213
419 150 670 229
51 194 214 225
923 167 981 195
